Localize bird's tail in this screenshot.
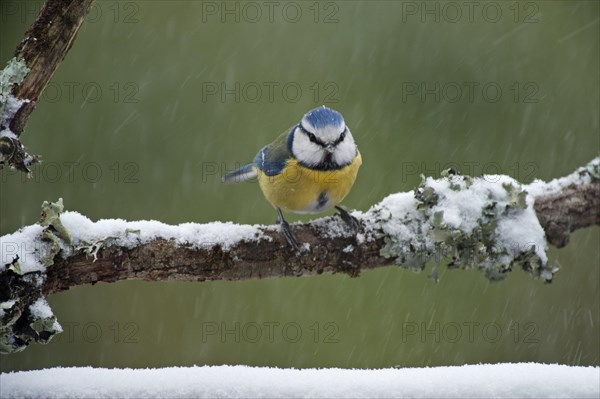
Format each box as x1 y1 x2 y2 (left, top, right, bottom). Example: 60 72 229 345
222 163 258 184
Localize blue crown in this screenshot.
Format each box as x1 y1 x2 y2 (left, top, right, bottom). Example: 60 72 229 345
301 106 344 131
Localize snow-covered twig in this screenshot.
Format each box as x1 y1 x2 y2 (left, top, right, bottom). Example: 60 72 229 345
0 157 598 354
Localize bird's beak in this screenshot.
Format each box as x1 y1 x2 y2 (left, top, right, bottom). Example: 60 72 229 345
325 145 335 153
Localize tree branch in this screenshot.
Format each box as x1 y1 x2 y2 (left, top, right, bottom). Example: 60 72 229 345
1 157 598 353
41 173 599 295
0 0 94 173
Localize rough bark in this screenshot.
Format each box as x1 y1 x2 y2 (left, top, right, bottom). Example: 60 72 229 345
43 227 386 295
9 0 95 136
534 183 600 248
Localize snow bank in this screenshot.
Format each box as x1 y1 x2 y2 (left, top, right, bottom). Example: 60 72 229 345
1 363 598 398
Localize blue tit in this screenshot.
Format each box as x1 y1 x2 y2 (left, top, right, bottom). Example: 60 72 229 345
223 106 362 250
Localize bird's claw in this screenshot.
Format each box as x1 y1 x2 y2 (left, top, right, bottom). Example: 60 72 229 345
335 206 360 232
277 208 300 251
280 220 300 251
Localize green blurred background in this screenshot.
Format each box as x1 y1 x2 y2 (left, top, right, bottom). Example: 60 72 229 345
1 1 598 371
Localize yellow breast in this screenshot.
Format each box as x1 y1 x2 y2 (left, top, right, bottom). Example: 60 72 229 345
256 152 362 214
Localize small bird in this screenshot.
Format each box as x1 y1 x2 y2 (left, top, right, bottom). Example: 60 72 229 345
223 106 362 250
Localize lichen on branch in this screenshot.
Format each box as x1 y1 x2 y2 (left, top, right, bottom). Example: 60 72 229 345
368 171 550 282
0 58 37 173
0 199 68 354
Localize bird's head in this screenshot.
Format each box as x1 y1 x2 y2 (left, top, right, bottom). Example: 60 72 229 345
290 106 357 170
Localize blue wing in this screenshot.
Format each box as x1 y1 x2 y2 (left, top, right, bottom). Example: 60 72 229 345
222 127 294 183
253 127 294 176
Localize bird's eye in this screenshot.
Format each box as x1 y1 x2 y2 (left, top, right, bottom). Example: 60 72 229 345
334 129 347 145
299 124 322 145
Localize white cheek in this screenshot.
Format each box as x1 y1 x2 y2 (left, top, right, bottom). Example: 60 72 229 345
333 135 357 166
292 133 324 166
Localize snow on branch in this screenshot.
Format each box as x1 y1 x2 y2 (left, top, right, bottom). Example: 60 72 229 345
0 0 95 173
1 157 598 354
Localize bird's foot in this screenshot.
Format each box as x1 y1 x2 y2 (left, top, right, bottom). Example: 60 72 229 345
335 206 360 232
277 208 300 251
280 219 300 251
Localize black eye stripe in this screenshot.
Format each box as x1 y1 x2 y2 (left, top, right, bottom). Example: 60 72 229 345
333 128 348 146
299 124 325 147
298 124 347 147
